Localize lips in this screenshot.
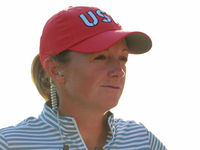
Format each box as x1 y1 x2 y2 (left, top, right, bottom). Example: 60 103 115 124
101 85 120 89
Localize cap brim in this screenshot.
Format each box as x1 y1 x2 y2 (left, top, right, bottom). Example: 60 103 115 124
69 30 152 54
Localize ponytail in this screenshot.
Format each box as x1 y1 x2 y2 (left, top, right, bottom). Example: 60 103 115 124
31 54 50 101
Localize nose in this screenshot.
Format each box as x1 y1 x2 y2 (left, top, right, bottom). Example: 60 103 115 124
108 60 125 78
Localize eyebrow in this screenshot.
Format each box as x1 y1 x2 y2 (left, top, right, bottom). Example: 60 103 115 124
105 48 129 52
122 49 129 52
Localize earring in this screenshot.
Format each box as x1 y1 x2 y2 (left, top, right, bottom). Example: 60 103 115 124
50 78 69 149
50 78 57 111
58 71 63 76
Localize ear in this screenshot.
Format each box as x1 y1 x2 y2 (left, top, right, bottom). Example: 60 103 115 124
43 58 65 84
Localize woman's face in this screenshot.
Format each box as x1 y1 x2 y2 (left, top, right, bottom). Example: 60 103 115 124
60 38 129 112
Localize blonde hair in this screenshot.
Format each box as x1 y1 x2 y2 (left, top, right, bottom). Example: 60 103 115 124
31 50 71 102
31 54 51 101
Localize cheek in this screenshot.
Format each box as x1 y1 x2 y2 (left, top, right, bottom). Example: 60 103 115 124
89 65 108 82
84 68 107 88
67 65 105 90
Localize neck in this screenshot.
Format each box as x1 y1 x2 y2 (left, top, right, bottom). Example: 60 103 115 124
57 99 109 129
57 100 110 149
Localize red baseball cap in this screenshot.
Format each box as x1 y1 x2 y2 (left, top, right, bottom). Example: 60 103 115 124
40 6 152 68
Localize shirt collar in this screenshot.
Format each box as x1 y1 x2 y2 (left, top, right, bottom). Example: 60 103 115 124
39 101 115 135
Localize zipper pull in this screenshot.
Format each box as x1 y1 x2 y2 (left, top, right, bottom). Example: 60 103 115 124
62 144 69 150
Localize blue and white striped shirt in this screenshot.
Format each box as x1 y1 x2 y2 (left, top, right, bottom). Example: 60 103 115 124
0 102 167 150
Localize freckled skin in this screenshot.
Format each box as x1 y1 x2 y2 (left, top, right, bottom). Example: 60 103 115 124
58 38 129 114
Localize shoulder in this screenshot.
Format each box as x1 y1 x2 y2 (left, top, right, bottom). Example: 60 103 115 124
107 118 150 149
0 117 40 138
0 116 51 149
0 116 36 132
114 118 149 137
0 116 44 132
113 119 167 150
0 117 36 150
0 116 54 136
114 118 147 131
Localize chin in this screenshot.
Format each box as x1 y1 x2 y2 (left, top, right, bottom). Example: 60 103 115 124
101 97 120 111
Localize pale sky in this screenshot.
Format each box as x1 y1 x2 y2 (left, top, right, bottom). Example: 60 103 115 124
0 1 199 150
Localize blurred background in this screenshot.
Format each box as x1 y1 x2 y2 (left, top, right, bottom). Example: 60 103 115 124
0 0 199 150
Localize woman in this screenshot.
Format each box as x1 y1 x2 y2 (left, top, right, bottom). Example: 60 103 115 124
0 6 167 150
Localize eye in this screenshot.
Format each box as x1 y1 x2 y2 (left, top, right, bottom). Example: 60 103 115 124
94 55 106 60
120 57 128 62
